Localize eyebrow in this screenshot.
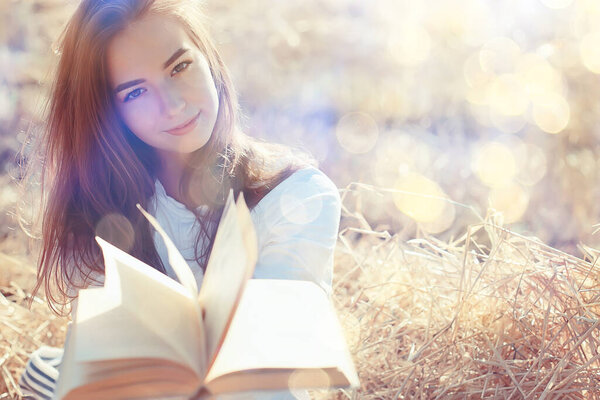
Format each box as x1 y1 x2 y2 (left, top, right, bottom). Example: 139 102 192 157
114 48 190 94
163 47 188 69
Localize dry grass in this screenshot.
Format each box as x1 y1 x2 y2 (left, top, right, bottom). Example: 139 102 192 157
0 250 68 399
329 186 600 399
2 185 600 399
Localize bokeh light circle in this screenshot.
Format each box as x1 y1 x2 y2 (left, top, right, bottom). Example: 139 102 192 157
488 183 530 224
464 52 493 106
420 201 456 234
280 181 324 225
490 112 527 134
472 142 517 188
335 112 379 154
515 143 548 186
95 213 135 253
580 32 600 74
488 74 529 116
393 173 448 224
516 53 563 104
479 37 521 74
532 93 570 134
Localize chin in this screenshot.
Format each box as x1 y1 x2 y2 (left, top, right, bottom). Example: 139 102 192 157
175 138 212 154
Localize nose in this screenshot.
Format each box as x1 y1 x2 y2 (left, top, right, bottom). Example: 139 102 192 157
159 83 186 117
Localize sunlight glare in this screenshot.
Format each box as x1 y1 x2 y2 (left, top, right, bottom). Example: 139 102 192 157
488 74 529 116
479 37 521 75
580 32 600 74
387 23 432 67
464 52 493 105
472 142 517 188
420 200 456 234
532 92 570 134
516 53 563 104
488 183 530 223
393 173 447 224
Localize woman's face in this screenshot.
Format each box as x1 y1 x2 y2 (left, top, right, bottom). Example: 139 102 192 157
107 13 219 158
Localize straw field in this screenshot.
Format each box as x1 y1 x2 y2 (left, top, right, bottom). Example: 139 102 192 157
2 186 600 398
3 0 600 398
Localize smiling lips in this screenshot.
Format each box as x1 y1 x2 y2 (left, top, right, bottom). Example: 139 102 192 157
165 111 201 136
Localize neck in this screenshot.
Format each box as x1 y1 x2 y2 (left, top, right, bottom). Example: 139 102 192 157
156 151 189 203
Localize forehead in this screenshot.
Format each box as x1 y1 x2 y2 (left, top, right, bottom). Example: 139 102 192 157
106 13 194 84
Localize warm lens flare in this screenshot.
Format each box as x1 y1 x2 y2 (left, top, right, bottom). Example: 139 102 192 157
464 52 493 105
472 142 517 188
488 74 529 116
516 53 563 104
393 173 448 224
95 213 135 253
431 0 493 46
580 32 600 74
335 112 379 154
532 92 570 134
387 23 432 66
421 201 456 234
488 183 530 224
479 37 521 75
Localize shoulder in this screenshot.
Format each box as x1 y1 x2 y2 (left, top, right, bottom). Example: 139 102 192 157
249 167 341 292
250 167 341 226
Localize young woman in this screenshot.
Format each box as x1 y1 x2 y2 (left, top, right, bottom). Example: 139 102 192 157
18 0 341 398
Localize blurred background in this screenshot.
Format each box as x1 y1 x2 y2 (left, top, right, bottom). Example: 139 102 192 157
1 0 600 256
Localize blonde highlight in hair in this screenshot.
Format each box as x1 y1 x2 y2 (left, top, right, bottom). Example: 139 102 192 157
19 0 313 315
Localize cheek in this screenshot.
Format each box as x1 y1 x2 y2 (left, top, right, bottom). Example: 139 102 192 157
184 67 219 110
119 99 161 139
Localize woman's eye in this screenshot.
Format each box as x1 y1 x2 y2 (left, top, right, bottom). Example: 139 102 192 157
124 88 146 103
171 60 192 76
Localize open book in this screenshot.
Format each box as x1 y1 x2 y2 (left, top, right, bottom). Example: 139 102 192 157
54 191 360 399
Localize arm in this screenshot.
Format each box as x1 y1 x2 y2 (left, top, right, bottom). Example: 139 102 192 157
250 168 341 295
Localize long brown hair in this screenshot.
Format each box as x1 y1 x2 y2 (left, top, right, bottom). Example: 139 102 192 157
20 0 313 315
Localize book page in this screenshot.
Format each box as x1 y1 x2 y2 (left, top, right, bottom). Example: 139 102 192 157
204 279 359 390
61 358 199 400
57 323 199 400
55 321 78 399
137 204 199 297
197 191 258 374
71 238 206 377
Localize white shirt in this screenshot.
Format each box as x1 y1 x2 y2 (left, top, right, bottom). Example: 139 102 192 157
154 167 341 400
152 166 341 295
21 167 341 400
